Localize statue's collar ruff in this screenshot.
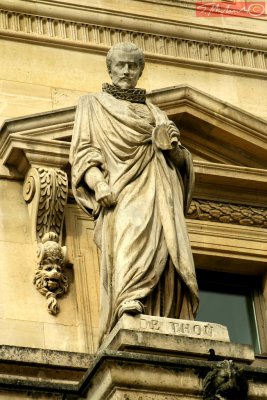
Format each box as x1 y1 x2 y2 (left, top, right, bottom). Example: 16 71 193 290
102 83 146 103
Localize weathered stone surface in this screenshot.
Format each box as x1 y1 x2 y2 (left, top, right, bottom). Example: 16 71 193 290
0 349 265 399
0 345 92 393
0 345 92 368
100 314 254 364
106 314 230 342
81 351 266 400
83 352 205 400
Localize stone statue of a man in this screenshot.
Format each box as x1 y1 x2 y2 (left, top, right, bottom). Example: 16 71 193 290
70 42 199 343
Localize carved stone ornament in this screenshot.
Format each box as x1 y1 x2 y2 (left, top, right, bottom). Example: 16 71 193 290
188 199 267 228
203 360 248 400
34 232 68 315
23 167 68 241
0 6 266 79
23 167 68 314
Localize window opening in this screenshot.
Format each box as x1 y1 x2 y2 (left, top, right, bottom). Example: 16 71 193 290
195 270 261 353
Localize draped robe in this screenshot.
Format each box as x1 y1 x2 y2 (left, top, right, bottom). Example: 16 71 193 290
70 92 199 343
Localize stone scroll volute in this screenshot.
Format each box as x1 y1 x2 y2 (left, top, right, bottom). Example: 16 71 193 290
23 167 69 315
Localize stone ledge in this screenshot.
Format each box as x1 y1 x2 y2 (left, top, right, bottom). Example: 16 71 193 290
0 5 267 78
0 350 265 398
1 0 266 46
79 351 267 399
0 344 93 368
0 345 93 389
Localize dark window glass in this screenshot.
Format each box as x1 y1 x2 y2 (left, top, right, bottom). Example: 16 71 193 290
195 270 260 353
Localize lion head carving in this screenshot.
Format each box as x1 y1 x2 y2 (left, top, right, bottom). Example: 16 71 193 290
203 360 248 400
33 232 68 315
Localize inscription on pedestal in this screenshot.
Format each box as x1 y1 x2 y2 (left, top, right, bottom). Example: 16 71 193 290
120 314 230 342
170 321 213 337
140 317 214 339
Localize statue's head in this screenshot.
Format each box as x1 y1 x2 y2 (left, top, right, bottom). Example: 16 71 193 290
106 42 145 89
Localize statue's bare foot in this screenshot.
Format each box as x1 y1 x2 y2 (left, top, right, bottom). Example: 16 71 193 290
118 300 144 319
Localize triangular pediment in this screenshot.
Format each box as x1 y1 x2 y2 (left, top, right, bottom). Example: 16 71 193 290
148 85 267 168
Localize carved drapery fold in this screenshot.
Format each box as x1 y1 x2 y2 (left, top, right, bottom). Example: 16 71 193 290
23 167 68 315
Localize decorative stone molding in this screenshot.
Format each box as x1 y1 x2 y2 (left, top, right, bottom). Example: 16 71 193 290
203 360 248 400
0 7 267 77
188 219 267 274
188 199 267 228
23 167 68 314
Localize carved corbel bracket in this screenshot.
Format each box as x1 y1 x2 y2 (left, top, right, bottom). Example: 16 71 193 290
203 360 248 400
23 167 68 242
23 166 69 315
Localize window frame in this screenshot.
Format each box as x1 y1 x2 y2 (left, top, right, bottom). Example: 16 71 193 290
196 269 267 354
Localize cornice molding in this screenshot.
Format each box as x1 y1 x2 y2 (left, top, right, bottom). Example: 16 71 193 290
193 161 267 207
2 0 266 37
0 7 267 78
0 107 74 177
188 218 267 274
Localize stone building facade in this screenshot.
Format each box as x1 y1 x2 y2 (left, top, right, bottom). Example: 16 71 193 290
0 0 267 398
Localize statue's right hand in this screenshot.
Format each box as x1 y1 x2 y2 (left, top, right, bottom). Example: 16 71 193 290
95 181 116 207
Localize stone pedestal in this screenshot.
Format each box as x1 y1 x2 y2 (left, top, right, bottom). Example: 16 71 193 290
99 314 254 363
82 315 255 399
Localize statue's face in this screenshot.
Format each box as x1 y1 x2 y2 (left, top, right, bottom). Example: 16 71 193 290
109 50 142 89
